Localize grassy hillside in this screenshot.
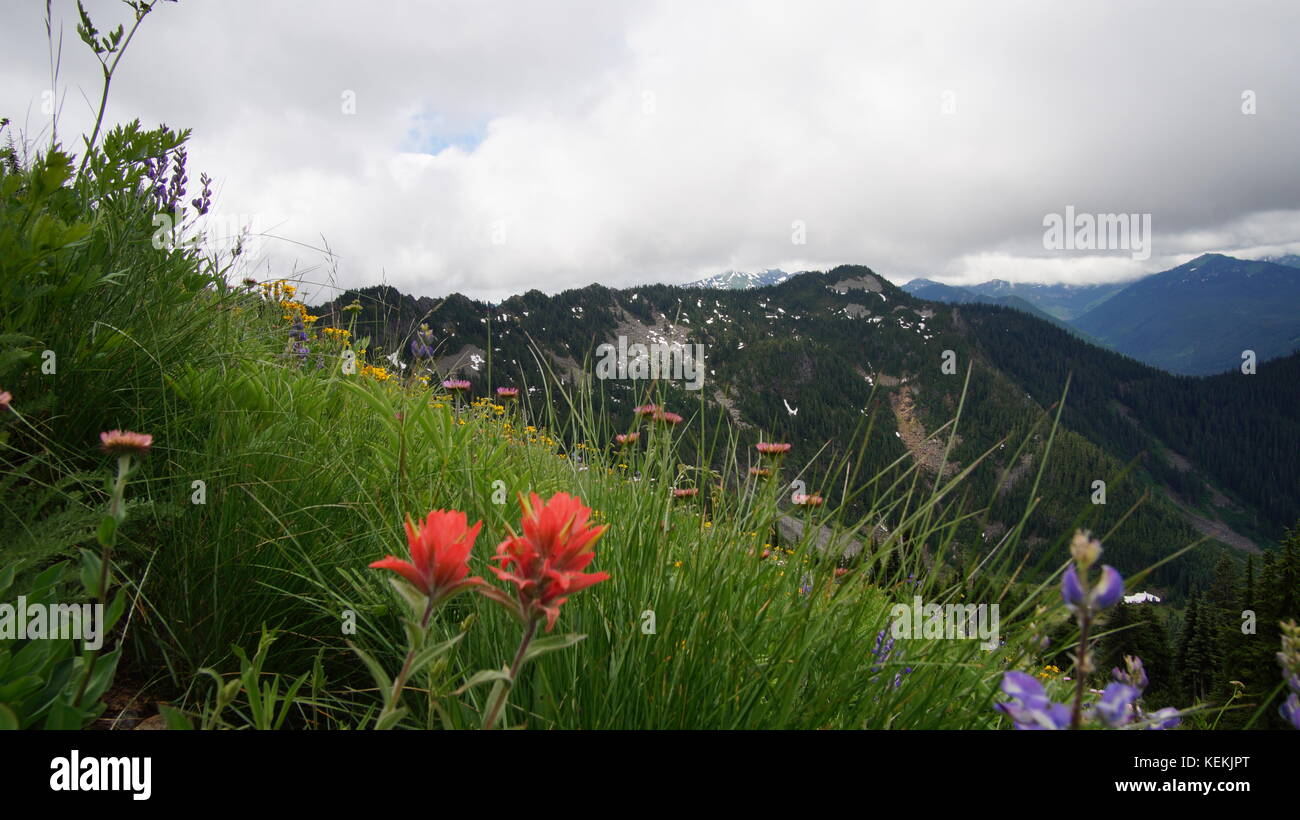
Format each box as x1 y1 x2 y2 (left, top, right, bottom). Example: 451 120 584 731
2 6 1297 729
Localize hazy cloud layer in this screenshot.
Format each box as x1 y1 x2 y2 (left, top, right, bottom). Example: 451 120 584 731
3 0 1298 300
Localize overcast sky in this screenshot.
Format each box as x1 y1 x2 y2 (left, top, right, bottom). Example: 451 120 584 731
3 0 1299 301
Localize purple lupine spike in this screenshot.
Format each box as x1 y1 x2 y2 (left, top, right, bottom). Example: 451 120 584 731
1095 682 1139 728
190 172 212 216
1090 565 1125 609
1113 655 1148 693
1281 694 1300 730
1061 564 1086 611
1000 671 1049 708
409 324 435 360
1147 707 1181 730
995 672 1070 730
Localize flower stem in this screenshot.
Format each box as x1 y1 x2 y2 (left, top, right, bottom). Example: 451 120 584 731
72 454 131 710
483 617 539 730
1070 611 1092 729
377 597 435 729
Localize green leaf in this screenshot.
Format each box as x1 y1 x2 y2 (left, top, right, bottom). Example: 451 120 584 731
388 577 427 622
82 647 121 705
407 632 466 677
157 704 193 730
0 676 43 702
0 704 18 730
32 561 69 598
346 642 392 702
96 515 117 549
78 549 103 599
453 667 511 696
103 589 127 633
43 701 86 730
374 705 408 730
338 378 399 432
521 633 587 665
481 678 509 729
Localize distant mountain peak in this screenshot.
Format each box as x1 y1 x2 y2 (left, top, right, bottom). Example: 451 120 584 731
685 269 793 290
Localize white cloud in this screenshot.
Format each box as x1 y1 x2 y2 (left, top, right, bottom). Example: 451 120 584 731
3 0 1298 301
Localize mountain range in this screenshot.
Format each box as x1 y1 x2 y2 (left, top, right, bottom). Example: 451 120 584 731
311 263 1300 601
899 253 1300 376
902 278 1127 321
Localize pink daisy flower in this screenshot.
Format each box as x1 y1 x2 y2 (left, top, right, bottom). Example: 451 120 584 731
99 430 153 457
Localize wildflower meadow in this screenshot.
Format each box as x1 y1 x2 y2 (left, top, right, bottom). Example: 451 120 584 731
1 2 1296 764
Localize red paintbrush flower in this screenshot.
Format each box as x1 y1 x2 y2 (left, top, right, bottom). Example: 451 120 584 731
756 441 791 455
615 432 640 446
672 487 698 498
490 492 610 632
633 403 658 416
653 410 683 425
370 510 487 606
496 386 519 399
443 379 471 391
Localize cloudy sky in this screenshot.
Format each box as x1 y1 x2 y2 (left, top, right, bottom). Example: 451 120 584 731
3 0 1298 301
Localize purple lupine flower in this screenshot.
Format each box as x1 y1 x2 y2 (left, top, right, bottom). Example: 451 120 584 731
409 323 435 360
165 147 188 213
1062 563 1124 614
1094 682 1139 728
1147 707 1181 730
1280 694 1300 730
1000 671 1048 706
1061 565 1086 611
409 338 433 359
1113 655 1148 693
1091 565 1124 609
871 629 895 673
1276 620 1300 728
290 316 308 342
995 671 1071 730
870 628 912 688
190 172 212 216
292 342 310 365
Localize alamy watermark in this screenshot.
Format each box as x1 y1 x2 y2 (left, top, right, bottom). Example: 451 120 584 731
889 595 1000 650
0 597 104 651
595 336 705 390
151 211 259 257
1043 205 1151 261
50 750 151 800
